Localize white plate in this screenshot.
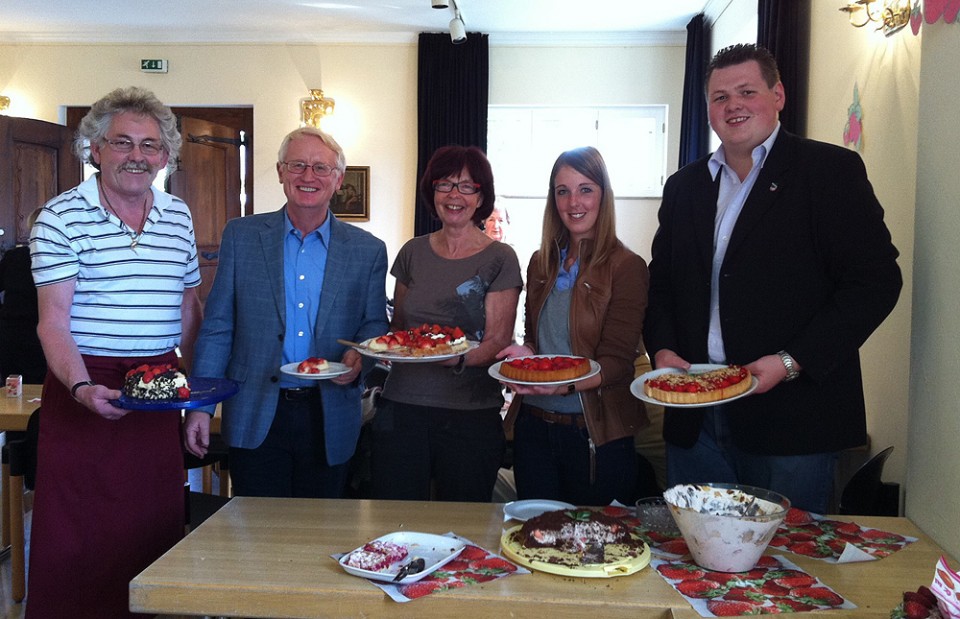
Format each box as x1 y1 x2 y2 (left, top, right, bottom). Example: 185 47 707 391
338 531 465 584
353 339 478 364
488 356 600 386
280 361 350 380
630 363 759 409
503 499 577 522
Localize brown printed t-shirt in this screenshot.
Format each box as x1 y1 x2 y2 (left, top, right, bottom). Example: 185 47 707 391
382 235 522 410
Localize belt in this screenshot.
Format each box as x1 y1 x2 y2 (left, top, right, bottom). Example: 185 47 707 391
525 405 587 429
279 387 319 401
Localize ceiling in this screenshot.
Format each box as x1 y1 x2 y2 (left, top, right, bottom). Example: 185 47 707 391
0 0 709 45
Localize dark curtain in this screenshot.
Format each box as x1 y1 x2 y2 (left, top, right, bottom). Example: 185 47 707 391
415 32 489 236
757 0 810 136
678 13 711 167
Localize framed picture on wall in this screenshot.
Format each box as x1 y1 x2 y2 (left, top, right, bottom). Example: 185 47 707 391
331 166 370 221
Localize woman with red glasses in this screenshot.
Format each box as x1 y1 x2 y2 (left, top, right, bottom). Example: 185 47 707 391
369 145 521 502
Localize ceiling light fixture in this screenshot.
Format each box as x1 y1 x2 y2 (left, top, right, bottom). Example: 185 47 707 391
449 0 467 44
431 0 449 8
299 89 335 128
839 0 911 36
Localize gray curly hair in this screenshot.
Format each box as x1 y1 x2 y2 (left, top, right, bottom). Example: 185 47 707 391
74 86 181 170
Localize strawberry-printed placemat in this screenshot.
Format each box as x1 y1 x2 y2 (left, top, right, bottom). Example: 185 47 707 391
619 503 916 564
653 554 856 616
334 533 527 603
768 508 917 563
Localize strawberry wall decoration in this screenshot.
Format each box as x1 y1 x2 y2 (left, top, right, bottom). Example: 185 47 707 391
844 84 864 152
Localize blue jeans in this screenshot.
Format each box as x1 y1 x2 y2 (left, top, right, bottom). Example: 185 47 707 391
513 404 637 507
229 389 349 498
666 407 838 514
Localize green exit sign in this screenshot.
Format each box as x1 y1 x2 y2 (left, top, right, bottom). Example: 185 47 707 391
140 59 168 73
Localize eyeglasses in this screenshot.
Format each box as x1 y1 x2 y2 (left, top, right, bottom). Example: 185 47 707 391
282 161 337 177
433 180 481 195
103 138 164 156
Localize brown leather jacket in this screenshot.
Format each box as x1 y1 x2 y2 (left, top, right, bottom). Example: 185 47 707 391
505 239 650 446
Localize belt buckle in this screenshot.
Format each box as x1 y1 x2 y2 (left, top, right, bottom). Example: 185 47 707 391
282 387 314 400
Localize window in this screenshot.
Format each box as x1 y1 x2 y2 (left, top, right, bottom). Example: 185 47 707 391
487 105 667 198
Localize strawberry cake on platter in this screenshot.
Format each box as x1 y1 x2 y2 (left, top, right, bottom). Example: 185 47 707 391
498 355 592 383
642 365 752 405
500 508 650 577
632 364 757 408
122 363 191 400
363 323 471 358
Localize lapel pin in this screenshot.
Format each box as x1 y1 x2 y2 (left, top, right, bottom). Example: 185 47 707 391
769 182 778 192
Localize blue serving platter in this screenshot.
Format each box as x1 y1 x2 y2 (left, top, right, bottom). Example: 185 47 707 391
111 377 239 411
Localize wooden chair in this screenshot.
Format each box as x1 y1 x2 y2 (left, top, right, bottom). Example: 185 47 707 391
5 407 40 603
838 445 895 515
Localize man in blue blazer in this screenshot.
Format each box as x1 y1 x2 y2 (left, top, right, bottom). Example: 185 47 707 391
643 44 901 513
184 127 388 498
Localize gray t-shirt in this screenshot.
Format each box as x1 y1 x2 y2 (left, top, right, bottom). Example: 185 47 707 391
382 235 522 410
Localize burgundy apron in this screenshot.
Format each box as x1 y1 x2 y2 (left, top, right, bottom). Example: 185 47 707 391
26 352 183 618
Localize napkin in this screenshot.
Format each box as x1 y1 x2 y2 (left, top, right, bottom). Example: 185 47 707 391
653 554 856 617
932 556 960 619
767 508 916 563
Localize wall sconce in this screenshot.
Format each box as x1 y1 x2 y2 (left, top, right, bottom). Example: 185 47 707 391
299 89 335 128
0 95 10 114
839 0 911 36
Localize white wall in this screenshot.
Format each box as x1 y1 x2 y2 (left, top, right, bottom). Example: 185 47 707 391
0 40 683 287
0 43 420 268
908 21 960 560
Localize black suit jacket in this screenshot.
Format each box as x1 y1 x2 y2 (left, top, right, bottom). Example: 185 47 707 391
643 130 902 455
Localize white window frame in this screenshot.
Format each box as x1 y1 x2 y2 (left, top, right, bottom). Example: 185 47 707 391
487 105 667 199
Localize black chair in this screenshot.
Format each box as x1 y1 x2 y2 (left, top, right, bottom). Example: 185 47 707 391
183 435 231 531
838 445 895 515
5 407 40 603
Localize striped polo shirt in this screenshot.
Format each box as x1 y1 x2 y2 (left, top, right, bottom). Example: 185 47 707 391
30 174 201 357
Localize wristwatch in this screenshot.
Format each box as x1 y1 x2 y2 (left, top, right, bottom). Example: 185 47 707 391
777 351 800 382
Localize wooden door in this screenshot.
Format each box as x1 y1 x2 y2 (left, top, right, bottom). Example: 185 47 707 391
0 117 80 251
167 116 243 305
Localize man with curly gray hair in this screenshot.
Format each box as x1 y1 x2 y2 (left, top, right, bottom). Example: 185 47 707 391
28 86 201 617
74 85 182 169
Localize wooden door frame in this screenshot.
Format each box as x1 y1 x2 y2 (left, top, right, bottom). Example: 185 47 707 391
65 106 253 215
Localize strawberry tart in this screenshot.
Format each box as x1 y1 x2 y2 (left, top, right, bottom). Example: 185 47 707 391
122 363 190 400
643 365 752 405
499 356 591 383
366 323 469 357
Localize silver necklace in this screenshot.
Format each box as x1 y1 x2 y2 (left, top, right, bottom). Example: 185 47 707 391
99 176 149 249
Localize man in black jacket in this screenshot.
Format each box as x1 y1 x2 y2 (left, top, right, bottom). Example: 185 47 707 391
643 44 902 513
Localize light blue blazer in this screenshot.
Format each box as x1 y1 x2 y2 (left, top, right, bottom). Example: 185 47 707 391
192 208 388 465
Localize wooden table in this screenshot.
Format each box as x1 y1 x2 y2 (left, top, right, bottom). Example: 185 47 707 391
1 384 43 549
130 497 954 619
0 383 43 432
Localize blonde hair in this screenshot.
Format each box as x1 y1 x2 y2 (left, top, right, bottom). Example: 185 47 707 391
537 146 619 275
